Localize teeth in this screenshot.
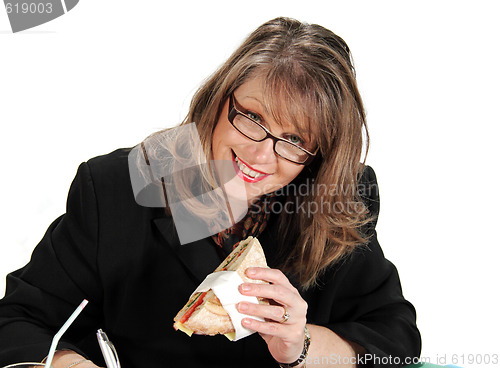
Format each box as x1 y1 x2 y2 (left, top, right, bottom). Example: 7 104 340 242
235 157 265 179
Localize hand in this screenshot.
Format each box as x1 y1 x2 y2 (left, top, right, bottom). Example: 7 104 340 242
237 267 308 364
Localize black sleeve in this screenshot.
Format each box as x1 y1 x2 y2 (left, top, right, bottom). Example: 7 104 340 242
304 166 421 368
0 162 104 366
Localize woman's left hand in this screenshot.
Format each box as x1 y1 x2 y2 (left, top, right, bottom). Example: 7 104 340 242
237 267 308 364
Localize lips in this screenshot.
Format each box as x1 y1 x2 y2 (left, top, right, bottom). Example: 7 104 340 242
231 152 270 183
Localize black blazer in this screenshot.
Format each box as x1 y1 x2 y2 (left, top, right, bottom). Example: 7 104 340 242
0 149 420 368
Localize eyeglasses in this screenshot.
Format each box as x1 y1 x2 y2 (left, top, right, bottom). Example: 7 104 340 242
227 94 318 165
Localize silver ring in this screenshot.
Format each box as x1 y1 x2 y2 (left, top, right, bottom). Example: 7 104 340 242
280 306 290 323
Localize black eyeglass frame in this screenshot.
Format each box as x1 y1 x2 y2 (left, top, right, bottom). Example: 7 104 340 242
227 93 317 165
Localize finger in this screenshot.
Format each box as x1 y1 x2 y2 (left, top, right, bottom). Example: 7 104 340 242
238 301 290 323
242 318 306 345
239 283 305 309
245 267 295 290
241 317 290 339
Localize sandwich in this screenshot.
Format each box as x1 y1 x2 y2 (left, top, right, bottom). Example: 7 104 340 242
173 236 269 340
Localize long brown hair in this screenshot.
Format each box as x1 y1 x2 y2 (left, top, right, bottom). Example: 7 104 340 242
149 17 372 289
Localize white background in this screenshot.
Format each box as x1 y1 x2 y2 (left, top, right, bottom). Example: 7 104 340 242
1 1 499 367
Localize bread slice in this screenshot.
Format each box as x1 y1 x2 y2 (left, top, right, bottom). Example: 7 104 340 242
173 236 268 338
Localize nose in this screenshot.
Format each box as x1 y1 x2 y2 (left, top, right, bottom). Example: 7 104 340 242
250 138 275 163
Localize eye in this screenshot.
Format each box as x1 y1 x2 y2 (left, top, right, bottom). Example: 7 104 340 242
246 111 262 123
284 134 304 146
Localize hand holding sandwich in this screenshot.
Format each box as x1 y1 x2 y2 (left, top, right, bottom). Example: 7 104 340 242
173 237 310 365
172 236 362 367
237 267 308 366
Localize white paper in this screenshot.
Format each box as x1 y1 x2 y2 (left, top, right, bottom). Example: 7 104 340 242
193 271 264 341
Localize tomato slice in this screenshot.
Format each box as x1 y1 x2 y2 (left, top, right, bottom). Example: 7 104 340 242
180 291 207 324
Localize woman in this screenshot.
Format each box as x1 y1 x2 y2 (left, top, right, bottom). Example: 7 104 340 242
0 17 420 368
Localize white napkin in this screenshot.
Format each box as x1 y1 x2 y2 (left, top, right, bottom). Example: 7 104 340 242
192 271 264 341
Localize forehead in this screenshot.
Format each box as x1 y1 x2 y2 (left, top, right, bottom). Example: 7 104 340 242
233 76 320 145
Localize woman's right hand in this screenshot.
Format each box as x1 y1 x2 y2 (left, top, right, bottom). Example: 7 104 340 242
51 351 101 368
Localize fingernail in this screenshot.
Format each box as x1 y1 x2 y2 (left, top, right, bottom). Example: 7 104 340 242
242 318 252 326
240 284 251 292
238 302 248 311
246 268 257 276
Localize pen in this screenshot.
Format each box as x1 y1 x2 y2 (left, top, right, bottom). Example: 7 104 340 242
97 329 121 368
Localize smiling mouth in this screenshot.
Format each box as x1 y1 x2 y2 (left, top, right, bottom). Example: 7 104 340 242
232 151 269 183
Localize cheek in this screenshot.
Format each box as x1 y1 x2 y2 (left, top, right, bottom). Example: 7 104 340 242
213 119 241 147
279 162 304 184
212 121 231 158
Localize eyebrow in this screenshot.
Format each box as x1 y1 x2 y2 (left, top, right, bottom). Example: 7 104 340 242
239 95 270 115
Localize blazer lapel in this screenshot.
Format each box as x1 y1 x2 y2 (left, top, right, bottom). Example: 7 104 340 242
153 217 222 283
